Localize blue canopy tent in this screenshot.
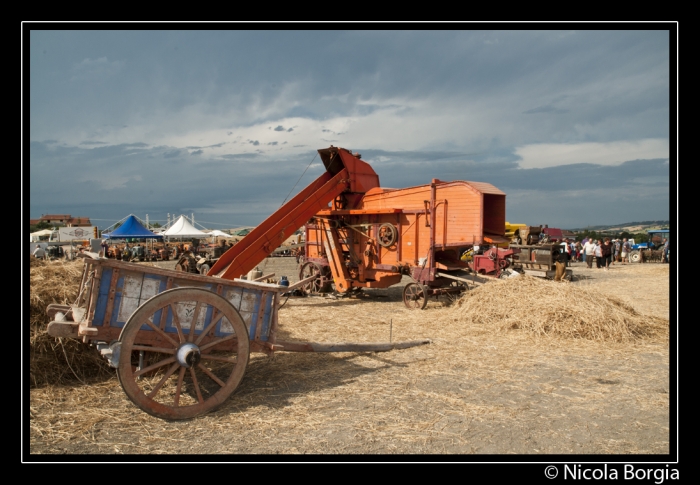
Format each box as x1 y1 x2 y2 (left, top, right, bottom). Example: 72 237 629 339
102 214 163 240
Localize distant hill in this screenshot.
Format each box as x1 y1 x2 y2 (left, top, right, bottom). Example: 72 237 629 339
568 221 670 233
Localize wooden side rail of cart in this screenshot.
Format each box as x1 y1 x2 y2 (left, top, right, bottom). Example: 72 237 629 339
46 255 429 420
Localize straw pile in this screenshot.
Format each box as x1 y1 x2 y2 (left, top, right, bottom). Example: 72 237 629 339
29 258 113 388
447 275 668 342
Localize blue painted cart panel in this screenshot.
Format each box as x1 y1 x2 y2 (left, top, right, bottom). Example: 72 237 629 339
88 260 276 342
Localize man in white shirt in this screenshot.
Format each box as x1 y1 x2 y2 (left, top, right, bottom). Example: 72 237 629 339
33 245 47 260
583 239 597 269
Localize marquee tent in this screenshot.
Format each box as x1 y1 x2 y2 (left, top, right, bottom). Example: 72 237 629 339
102 214 163 239
30 229 55 242
206 230 233 238
162 215 209 238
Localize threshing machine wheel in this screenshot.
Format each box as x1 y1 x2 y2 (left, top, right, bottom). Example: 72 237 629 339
403 282 429 310
445 281 467 303
174 255 199 273
299 261 331 294
116 288 250 420
377 223 398 248
629 250 641 263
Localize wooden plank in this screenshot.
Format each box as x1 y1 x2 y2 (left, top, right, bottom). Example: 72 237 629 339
47 321 80 338
277 339 431 353
103 267 119 327
316 208 401 215
253 273 275 282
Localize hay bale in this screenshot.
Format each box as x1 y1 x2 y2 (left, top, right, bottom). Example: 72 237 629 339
29 259 112 388
447 275 668 342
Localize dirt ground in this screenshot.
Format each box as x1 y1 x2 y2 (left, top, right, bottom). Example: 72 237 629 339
27 257 674 458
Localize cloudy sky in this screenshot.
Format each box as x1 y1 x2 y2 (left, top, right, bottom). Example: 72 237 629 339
26 26 675 231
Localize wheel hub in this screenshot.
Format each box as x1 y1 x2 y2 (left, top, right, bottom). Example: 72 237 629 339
176 342 201 368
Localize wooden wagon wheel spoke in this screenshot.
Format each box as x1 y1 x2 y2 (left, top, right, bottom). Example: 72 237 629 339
169 303 186 343
132 345 176 354
187 301 203 342
194 311 225 346
134 356 176 378
174 367 186 406
197 363 226 387
117 287 250 420
146 362 180 398
188 367 204 404
200 353 238 364
199 333 237 352
144 318 179 348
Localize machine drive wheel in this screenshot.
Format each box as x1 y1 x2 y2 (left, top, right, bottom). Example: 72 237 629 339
299 261 331 294
116 288 250 420
377 223 398 248
403 282 429 310
199 263 211 275
445 281 467 302
629 250 641 263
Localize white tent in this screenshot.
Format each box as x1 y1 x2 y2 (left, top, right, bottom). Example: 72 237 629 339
162 215 209 238
30 229 55 242
207 230 233 238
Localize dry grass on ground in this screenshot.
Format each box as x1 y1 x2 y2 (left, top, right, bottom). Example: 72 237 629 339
28 258 672 455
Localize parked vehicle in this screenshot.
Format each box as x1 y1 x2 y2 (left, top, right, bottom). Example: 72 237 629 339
629 229 670 263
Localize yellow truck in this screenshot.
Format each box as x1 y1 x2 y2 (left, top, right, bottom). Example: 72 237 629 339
462 222 528 261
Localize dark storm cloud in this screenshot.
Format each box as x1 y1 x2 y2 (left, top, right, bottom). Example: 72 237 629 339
28 141 318 228
163 149 183 158
185 143 225 149
190 149 203 156
273 125 285 131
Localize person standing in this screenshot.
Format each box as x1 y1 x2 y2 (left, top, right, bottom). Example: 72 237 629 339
601 238 613 271
594 240 603 268
621 238 631 264
575 240 582 262
662 238 669 263
554 246 568 282
583 238 596 268
613 239 620 264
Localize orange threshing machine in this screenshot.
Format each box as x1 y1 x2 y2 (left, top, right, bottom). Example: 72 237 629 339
209 146 510 308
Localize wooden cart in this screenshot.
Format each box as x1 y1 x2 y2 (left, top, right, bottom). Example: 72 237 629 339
47 254 428 420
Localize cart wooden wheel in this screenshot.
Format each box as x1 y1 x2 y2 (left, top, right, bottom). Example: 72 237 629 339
403 282 429 309
377 223 398 248
116 288 250 420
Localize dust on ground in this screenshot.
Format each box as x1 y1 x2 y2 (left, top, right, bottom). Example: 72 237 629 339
28 257 673 456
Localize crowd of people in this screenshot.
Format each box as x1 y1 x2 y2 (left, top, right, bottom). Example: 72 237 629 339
557 236 670 273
